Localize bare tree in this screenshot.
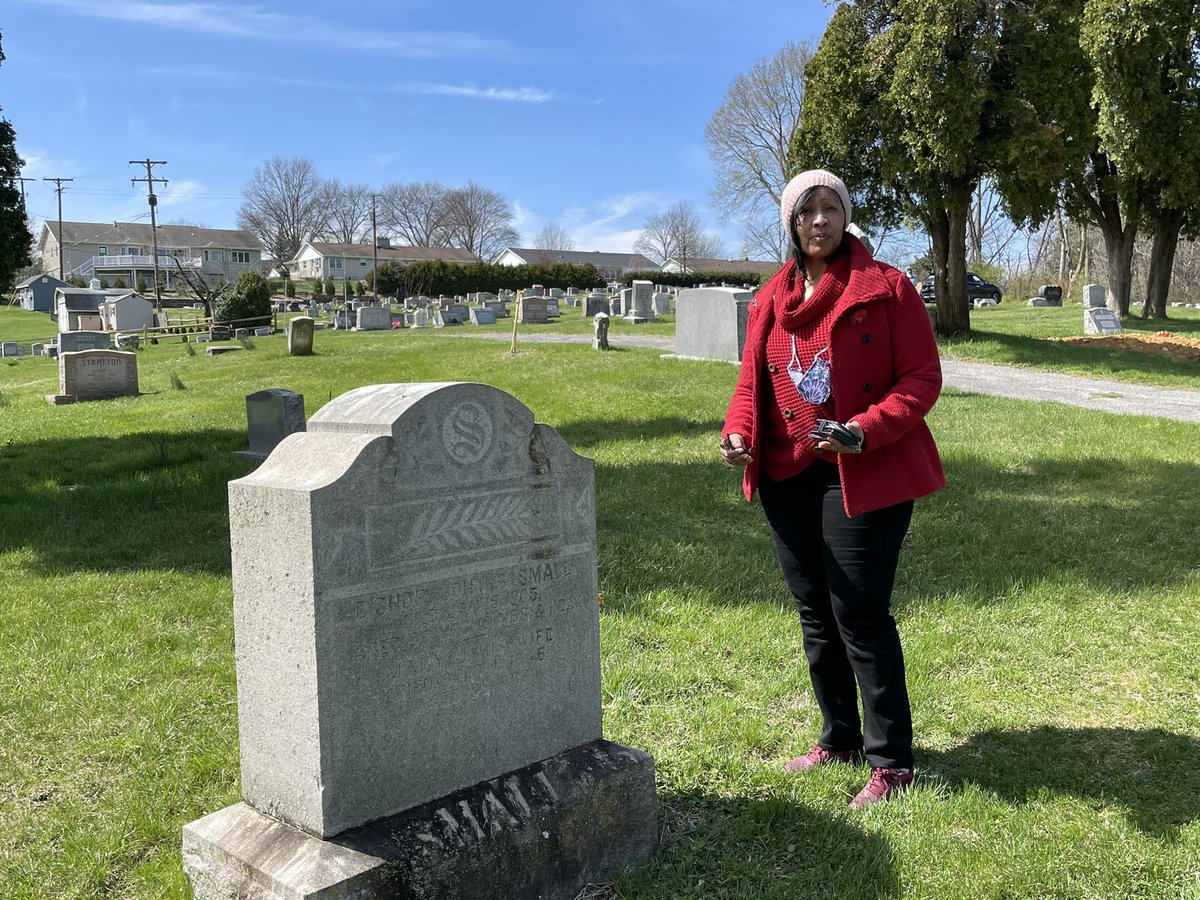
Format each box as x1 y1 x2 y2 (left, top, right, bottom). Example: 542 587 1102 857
531 223 575 251
634 201 726 267
319 180 373 244
443 182 519 261
706 41 813 265
236 156 329 265
377 181 452 247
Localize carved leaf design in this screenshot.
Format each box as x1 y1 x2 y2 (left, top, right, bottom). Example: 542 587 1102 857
398 492 533 554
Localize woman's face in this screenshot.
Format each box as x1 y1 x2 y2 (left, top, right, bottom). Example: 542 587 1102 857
793 186 846 262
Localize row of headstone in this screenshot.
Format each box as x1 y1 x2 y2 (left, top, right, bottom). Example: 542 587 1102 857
183 382 658 899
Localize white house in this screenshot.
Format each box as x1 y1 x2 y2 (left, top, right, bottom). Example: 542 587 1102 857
100 293 155 332
55 287 131 332
288 240 479 281
492 248 659 281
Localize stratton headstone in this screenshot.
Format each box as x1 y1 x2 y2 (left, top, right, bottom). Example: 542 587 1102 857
288 317 315 356
48 349 139 404
675 286 753 363
239 388 306 459
183 383 657 900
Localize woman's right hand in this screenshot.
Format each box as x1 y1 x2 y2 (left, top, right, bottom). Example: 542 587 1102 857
720 433 753 468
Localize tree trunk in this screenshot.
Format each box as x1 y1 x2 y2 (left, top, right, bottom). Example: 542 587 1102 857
1142 209 1184 319
928 201 972 336
1100 223 1136 315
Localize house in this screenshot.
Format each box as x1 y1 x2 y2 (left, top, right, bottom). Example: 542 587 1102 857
14 273 68 313
38 221 264 289
492 248 659 281
661 257 783 280
288 240 480 281
99 293 156 332
55 286 133 332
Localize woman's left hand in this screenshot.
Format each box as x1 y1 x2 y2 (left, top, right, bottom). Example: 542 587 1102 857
817 421 864 454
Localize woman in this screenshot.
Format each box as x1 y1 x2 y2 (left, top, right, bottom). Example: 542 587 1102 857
720 169 944 808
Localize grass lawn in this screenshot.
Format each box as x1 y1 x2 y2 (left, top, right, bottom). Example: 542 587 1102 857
0 306 60 343
1 330 1198 899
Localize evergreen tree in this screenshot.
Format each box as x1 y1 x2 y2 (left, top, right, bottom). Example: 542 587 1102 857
0 32 33 290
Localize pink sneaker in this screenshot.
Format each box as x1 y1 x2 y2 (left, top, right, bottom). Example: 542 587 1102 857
783 745 864 774
849 767 914 808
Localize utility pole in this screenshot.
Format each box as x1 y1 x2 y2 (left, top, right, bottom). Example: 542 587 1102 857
130 159 168 310
371 194 379 302
43 177 74 280
16 176 35 206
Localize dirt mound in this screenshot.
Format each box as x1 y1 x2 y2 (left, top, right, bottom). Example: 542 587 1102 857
1052 332 1200 362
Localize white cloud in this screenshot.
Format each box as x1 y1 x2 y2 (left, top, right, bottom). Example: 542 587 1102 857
24 0 514 58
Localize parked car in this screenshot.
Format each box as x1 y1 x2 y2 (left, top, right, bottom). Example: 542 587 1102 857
920 271 1003 304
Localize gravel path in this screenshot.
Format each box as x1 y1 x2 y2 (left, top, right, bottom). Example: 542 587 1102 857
451 330 1199 424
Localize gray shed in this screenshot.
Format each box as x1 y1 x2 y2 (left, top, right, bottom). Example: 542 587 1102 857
15 273 68 313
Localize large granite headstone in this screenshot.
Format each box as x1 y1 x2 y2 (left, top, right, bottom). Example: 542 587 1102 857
48 349 139 404
469 307 497 325
239 388 306 459
675 286 753 363
354 306 390 331
484 300 510 318
584 294 608 317
1 341 18 357
625 280 655 323
1083 284 1106 308
288 317 315 356
183 383 656 900
58 330 110 353
518 296 548 324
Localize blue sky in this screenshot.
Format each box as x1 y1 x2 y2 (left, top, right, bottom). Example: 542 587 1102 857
4 0 833 258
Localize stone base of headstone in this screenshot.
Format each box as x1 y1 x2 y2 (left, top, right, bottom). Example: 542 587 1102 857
183 740 657 900
46 393 79 405
206 345 244 356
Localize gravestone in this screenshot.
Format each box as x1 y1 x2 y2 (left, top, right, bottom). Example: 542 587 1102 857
47 349 139 404
484 300 509 318
625 281 655 323
1085 307 1123 335
675 287 753 363
31 343 44 357
593 313 610 350
1028 298 1048 307
526 285 545 297
254 327 273 337
58 331 110 353
183 383 657 900
545 302 561 318
440 304 469 325
1 341 17 357
653 292 671 316
210 325 233 341
333 310 354 330
411 308 430 329
355 307 390 331
547 288 563 299
1038 285 1063 306
238 389 306 459
518 296 548 324
235 328 251 340
1083 284 1106 309
469 307 497 326
288 317 315 356
584 294 608 317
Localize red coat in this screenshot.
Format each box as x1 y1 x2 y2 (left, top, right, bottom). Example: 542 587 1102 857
724 237 946 517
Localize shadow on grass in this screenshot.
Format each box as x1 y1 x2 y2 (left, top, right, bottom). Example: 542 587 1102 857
582 432 1200 610
615 791 896 898
921 726 1200 838
0 428 255 576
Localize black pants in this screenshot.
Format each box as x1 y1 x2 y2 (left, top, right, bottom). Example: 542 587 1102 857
759 461 914 769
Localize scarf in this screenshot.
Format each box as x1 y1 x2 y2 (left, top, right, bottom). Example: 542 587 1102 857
769 247 853 332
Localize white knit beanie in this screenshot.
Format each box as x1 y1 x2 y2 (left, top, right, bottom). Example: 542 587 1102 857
780 169 852 240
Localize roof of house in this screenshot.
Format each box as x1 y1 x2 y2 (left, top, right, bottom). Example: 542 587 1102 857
15 273 68 290
303 242 479 263
667 257 783 277
497 248 660 270
42 221 263 251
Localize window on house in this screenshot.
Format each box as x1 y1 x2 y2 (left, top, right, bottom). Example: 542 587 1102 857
121 246 139 255
231 250 252 264
98 246 107 256
328 258 344 270
360 260 368 266
204 249 223 262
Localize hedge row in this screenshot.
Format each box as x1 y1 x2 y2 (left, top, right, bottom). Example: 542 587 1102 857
363 260 607 297
619 270 774 288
